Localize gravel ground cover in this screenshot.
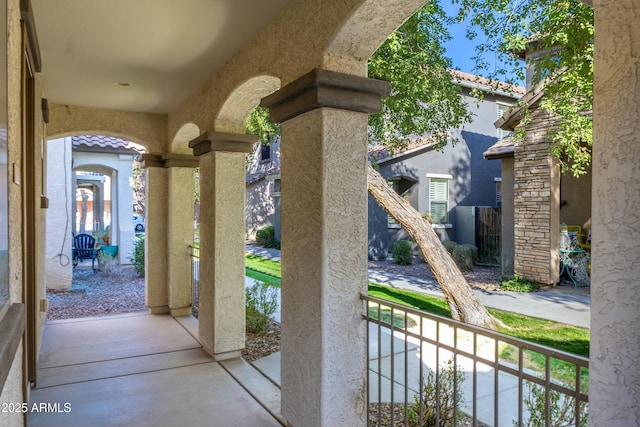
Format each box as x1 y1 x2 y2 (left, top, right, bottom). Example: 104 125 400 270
47 265 146 320
369 257 502 291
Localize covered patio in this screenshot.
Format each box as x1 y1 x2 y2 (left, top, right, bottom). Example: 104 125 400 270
0 1 637 427
28 313 283 427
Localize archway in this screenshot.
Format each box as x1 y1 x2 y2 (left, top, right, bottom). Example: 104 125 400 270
45 135 145 289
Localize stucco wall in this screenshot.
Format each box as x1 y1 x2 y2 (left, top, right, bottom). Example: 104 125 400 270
0 342 23 427
559 167 592 228
590 1 640 424
45 138 73 290
245 138 280 239
47 104 167 154
0 0 34 419
246 179 275 239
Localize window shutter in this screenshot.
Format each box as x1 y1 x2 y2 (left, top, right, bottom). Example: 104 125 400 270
429 179 447 201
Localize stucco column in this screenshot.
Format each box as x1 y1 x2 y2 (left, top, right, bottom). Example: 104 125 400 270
262 69 391 427
590 2 640 425
140 155 169 314
115 154 136 264
189 132 255 360
165 154 198 317
91 183 102 230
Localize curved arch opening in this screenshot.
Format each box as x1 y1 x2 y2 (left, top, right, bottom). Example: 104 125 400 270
170 122 201 154
217 75 281 132
45 135 146 318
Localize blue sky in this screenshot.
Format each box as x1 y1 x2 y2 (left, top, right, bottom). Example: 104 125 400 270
440 0 524 84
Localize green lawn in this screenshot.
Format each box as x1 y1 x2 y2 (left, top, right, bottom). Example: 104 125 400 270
245 254 281 286
244 253 590 361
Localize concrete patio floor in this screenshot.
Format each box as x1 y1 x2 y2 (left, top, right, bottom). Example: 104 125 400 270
28 312 284 427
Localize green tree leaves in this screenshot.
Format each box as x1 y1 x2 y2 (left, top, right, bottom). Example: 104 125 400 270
455 0 594 176
368 0 471 151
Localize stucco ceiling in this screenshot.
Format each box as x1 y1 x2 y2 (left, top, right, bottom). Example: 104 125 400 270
31 0 293 114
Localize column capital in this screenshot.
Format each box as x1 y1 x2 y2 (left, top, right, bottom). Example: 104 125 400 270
139 154 164 168
261 68 391 124
189 131 256 157
139 153 199 168
162 153 199 168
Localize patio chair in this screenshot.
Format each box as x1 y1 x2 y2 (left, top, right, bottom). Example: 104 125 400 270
72 233 99 270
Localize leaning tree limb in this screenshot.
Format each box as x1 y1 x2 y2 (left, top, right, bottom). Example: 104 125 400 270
367 163 497 330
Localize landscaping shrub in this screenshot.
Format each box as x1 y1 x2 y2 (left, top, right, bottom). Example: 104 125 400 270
501 275 540 292
255 225 280 249
246 281 278 333
516 381 588 427
130 236 145 277
392 240 414 265
407 359 465 427
452 243 478 272
442 240 457 254
97 251 119 276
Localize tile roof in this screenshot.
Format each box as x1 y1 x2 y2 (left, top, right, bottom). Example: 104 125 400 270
368 135 439 164
483 136 515 160
450 70 526 96
72 135 145 152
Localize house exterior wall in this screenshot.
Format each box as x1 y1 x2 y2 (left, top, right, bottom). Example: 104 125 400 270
245 139 280 240
367 89 511 259
559 166 592 229
246 179 275 239
1 0 48 423
45 138 73 290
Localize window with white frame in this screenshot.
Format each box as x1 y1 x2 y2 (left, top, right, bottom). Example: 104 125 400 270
497 103 513 139
428 174 451 224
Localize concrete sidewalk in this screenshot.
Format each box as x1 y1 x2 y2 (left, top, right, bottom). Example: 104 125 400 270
245 244 590 329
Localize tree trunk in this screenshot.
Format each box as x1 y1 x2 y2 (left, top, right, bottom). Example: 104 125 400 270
367 164 497 330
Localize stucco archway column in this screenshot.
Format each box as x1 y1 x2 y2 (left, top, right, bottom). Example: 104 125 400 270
262 69 391 427
590 2 640 425
189 132 255 360
140 155 169 314
165 154 199 316
114 155 137 264
140 154 198 316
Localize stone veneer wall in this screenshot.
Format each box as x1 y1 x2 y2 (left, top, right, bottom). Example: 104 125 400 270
513 106 560 285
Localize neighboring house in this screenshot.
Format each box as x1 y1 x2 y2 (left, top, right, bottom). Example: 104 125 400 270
484 52 592 284
368 71 523 260
246 137 281 240
45 135 144 290
245 72 525 261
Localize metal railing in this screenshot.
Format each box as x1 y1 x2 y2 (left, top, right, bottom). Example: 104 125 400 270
362 294 589 427
189 245 200 318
